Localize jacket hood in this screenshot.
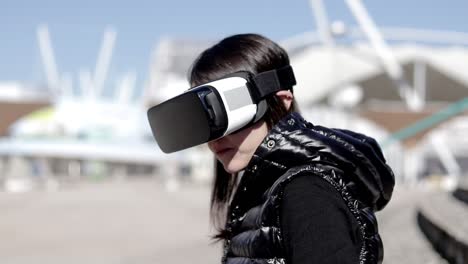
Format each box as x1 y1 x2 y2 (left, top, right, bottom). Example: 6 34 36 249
251 112 395 211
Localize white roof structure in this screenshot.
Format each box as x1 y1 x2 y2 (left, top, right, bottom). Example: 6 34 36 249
290 43 468 109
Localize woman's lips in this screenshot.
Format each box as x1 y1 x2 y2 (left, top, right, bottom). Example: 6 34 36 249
215 148 233 156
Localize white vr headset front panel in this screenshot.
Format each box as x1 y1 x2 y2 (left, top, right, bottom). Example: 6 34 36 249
207 77 257 136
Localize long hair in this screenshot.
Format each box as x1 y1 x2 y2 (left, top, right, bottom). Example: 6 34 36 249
188 34 297 239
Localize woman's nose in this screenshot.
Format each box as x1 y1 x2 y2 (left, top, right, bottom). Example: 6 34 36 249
208 137 228 151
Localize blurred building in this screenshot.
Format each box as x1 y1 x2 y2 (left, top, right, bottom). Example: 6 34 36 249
0 28 201 193
0 82 51 137
289 38 468 186
145 37 215 106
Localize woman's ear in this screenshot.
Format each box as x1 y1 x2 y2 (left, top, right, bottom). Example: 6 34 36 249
275 90 294 110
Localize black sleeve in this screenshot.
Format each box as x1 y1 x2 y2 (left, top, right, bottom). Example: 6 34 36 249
280 175 362 264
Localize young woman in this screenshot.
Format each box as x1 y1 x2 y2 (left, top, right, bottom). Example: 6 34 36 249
188 34 394 264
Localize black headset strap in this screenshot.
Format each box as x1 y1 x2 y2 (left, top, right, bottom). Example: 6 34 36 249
250 65 296 103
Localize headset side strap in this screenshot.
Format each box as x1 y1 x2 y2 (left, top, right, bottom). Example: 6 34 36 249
251 65 296 103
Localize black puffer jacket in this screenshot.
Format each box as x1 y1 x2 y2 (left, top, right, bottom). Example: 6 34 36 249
222 112 395 264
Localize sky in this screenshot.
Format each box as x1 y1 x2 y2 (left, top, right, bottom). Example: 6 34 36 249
1 0 468 95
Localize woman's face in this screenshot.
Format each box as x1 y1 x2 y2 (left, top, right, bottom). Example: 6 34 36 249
207 90 293 174
207 121 268 174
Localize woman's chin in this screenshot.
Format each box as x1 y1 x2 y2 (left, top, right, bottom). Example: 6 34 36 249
221 159 248 174
223 165 241 174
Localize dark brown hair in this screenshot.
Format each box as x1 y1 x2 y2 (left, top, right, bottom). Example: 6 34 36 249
188 33 297 239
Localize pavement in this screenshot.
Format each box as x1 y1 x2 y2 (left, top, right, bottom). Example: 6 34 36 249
376 186 448 264
0 178 465 264
0 179 221 264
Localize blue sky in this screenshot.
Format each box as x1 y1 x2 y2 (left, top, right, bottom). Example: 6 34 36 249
1 0 468 93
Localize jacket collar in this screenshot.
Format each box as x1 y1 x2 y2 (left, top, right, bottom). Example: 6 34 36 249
230 111 394 215
245 111 332 176
228 112 313 220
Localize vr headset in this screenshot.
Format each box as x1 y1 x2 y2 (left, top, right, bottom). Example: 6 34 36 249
147 65 296 153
